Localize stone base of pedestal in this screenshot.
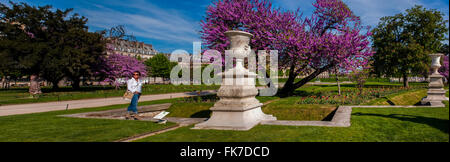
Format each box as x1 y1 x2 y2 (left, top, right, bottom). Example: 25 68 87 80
421 91 447 106
421 74 447 106
193 107 276 131
194 30 279 131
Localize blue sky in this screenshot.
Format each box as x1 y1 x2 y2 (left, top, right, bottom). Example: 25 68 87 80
2 0 449 53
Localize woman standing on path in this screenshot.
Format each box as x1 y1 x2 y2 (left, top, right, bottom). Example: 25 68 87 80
126 71 143 120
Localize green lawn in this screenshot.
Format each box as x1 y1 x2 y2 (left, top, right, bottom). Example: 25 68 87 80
0 81 426 106
1 82 446 142
135 101 449 142
166 102 214 118
0 99 178 142
164 96 280 118
290 82 426 96
365 89 428 106
262 104 336 121
133 85 448 142
260 96 336 120
0 95 284 142
164 83 429 120
164 96 335 121
0 84 220 106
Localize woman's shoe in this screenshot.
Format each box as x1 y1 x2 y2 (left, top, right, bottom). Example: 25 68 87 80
133 114 142 120
125 113 131 120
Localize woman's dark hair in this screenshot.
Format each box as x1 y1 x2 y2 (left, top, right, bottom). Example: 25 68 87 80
133 71 141 76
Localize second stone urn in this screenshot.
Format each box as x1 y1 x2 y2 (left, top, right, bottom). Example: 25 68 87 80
193 30 276 131
421 53 447 106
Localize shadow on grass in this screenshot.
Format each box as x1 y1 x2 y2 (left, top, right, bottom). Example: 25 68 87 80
322 108 338 121
386 100 395 106
414 101 425 106
353 113 449 134
190 110 212 118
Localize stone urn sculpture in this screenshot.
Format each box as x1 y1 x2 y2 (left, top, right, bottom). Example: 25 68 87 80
29 74 42 96
193 30 276 131
421 53 447 106
430 54 443 75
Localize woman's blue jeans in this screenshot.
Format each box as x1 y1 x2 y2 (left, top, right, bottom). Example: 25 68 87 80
127 93 140 114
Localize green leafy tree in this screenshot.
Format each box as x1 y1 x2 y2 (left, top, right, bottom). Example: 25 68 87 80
62 27 106 90
1 1 52 91
136 55 143 61
144 53 177 81
40 7 105 90
0 1 106 90
439 44 449 55
371 5 448 87
351 66 371 95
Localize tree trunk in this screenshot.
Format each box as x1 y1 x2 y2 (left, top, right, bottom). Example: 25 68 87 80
279 62 299 97
4 77 9 89
336 73 341 95
280 64 335 97
52 81 59 90
255 68 277 96
72 77 81 90
280 70 321 97
403 74 409 88
264 70 275 87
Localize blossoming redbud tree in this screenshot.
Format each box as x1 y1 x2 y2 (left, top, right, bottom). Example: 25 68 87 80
201 0 374 96
95 44 147 89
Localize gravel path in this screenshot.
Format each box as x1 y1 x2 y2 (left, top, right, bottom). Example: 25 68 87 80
0 90 217 117
0 82 350 117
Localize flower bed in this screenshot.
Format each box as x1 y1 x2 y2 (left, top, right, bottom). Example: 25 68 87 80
176 95 219 103
297 86 424 105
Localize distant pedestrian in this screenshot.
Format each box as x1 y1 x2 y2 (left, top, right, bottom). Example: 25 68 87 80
125 71 143 120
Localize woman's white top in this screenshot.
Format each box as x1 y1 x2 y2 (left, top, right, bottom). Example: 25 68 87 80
127 78 143 93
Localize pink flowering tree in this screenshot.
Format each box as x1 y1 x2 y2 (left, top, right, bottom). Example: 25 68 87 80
201 0 373 97
95 47 147 89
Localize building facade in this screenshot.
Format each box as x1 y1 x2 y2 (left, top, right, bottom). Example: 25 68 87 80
107 39 158 59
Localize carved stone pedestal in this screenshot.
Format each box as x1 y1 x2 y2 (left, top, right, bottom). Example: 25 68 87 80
421 74 447 106
193 30 276 131
421 54 447 106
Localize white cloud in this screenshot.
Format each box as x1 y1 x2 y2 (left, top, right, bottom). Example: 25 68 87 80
80 0 201 44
